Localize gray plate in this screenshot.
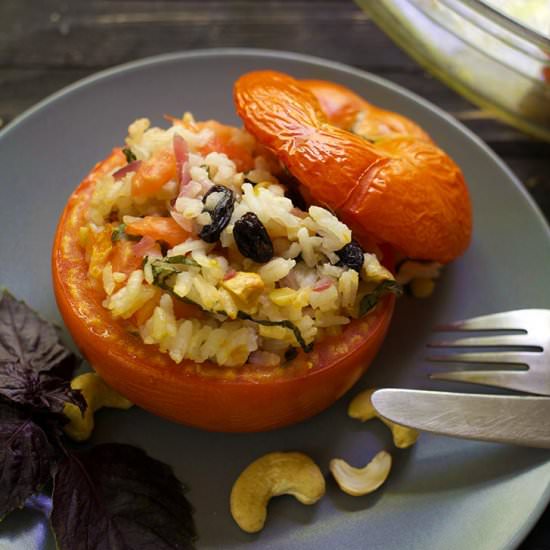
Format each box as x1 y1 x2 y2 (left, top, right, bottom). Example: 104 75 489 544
1 49 549 550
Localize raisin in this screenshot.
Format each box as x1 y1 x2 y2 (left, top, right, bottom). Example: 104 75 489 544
199 185 235 243
233 212 274 263
336 239 364 272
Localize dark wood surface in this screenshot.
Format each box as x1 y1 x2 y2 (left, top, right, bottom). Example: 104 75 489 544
1 1 549 548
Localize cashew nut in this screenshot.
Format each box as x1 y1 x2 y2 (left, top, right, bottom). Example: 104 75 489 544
230 452 325 533
395 260 441 286
395 260 440 298
348 389 419 449
330 451 392 496
63 372 133 441
409 277 436 298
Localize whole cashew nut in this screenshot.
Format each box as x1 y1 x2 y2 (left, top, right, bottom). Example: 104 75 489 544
395 260 441 286
348 389 419 449
330 450 392 496
63 372 133 441
230 452 325 533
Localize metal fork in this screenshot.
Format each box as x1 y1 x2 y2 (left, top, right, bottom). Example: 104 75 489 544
427 309 550 396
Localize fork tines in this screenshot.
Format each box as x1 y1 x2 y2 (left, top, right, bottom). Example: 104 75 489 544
427 309 550 396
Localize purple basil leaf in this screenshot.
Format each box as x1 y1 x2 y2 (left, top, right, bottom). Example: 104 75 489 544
0 291 80 378
0 402 57 520
0 364 86 415
51 443 196 550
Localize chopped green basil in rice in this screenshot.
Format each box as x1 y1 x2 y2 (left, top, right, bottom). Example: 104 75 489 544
83 114 399 368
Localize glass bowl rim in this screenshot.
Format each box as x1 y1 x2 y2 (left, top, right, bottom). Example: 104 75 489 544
443 0 550 52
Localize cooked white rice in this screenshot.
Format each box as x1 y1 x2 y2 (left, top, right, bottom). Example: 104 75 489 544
83 114 397 368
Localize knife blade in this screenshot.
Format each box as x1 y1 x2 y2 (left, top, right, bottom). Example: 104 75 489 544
371 389 550 449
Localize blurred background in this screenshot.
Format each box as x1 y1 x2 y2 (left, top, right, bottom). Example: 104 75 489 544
0 1 548 548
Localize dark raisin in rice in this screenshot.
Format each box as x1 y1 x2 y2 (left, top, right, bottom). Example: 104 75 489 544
199 185 235 243
336 239 364 272
233 212 274 263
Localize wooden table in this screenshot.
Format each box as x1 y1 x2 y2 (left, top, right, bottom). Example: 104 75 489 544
1 1 549 548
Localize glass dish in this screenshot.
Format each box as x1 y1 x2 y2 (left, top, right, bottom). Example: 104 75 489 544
356 0 550 141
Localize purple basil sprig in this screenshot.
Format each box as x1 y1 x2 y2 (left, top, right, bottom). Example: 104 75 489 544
0 291 196 549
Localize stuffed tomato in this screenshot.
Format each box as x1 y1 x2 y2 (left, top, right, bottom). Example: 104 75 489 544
52 114 397 432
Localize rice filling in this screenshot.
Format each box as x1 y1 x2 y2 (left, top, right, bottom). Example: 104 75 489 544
83 114 400 368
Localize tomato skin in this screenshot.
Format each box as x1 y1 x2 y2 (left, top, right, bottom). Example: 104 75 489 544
110 240 143 275
234 71 471 264
131 149 177 197
195 120 255 173
125 216 190 248
52 150 395 432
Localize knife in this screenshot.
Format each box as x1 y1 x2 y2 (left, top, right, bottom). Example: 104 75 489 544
370 388 550 449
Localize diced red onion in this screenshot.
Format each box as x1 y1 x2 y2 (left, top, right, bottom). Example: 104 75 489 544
313 277 333 292
178 181 200 198
133 235 157 257
113 160 141 180
223 269 237 281
169 208 194 232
